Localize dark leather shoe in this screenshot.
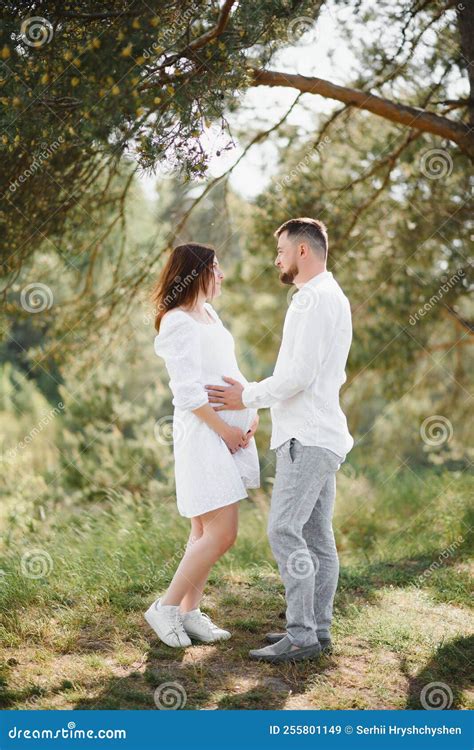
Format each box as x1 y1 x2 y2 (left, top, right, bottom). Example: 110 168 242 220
250 636 321 663
265 632 332 652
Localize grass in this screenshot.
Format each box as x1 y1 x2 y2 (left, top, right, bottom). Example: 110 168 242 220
0 466 472 710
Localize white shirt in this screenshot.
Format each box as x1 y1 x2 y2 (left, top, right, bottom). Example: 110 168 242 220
242 270 354 458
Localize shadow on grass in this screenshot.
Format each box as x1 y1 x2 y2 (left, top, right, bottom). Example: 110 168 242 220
335 546 471 616
401 635 474 709
1 539 470 710
69 590 331 711
71 628 333 710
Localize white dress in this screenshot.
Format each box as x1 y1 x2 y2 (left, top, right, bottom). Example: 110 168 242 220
154 302 260 518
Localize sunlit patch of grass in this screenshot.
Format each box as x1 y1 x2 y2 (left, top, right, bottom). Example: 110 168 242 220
0 469 472 709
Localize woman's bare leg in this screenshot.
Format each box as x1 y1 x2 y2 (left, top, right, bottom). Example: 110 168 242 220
160 502 239 609
187 516 204 550
179 517 204 612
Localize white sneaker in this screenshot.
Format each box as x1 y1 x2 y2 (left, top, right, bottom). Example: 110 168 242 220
144 598 192 648
182 608 231 643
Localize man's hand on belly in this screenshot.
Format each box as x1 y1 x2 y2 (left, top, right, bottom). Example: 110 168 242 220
205 376 245 410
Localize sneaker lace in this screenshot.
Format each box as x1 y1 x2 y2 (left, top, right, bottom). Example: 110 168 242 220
168 610 188 640
200 612 217 629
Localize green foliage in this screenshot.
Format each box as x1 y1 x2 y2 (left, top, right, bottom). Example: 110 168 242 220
56 360 174 502
0 0 472 712
0 0 322 268
222 111 473 468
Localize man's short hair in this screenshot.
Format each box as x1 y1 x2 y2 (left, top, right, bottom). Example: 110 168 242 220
275 217 328 260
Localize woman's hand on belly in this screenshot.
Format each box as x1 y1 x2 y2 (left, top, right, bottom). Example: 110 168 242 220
222 425 247 454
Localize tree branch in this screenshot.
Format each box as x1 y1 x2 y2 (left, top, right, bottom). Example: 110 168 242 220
250 68 474 160
165 92 303 244
183 0 237 52
443 305 474 334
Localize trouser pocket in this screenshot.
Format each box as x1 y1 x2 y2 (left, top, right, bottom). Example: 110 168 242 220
289 437 297 463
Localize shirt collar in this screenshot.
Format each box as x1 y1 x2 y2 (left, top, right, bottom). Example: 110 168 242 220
296 270 333 292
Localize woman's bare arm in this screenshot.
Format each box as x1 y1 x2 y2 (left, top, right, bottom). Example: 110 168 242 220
192 403 245 453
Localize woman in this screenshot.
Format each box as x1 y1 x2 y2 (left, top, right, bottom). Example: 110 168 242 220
145 243 260 648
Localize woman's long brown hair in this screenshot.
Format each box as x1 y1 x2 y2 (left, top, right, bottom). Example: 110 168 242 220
151 243 216 332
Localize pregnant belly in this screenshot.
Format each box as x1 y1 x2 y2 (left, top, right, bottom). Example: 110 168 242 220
206 371 256 434
215 406 256 434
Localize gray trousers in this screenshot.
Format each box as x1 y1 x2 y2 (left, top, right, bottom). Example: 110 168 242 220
268 438 343 647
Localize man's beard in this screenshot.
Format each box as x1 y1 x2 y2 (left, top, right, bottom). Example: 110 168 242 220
279 264 299 285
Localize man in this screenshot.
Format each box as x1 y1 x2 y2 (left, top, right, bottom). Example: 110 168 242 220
205 217 354 664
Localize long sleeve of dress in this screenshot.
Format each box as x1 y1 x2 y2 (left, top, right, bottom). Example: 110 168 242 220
154 312 209 411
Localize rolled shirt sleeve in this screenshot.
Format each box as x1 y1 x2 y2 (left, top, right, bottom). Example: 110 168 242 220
154 312 209 411
241 289 336 409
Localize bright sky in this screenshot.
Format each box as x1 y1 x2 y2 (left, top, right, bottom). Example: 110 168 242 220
139 6 357 201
